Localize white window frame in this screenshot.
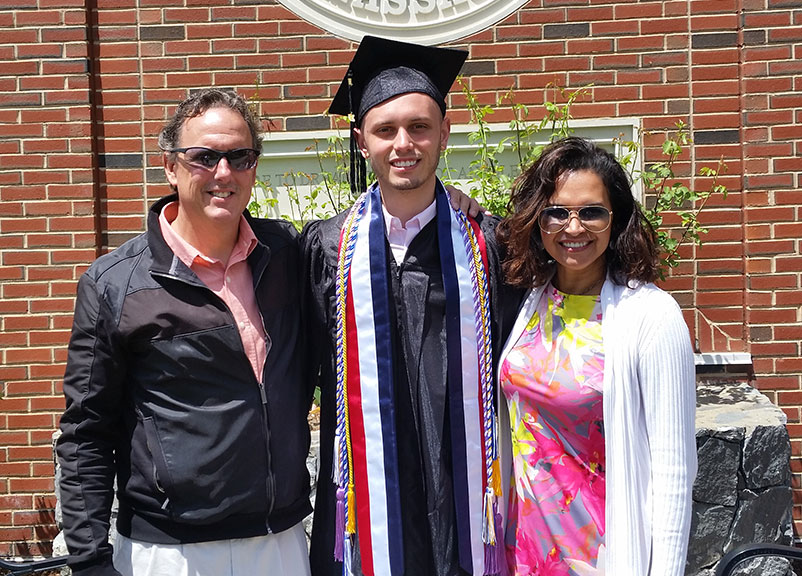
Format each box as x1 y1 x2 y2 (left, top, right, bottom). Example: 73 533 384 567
254 117 642 220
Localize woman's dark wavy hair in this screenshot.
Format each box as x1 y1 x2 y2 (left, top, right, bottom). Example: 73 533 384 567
497 136 658 289
158 88 263 153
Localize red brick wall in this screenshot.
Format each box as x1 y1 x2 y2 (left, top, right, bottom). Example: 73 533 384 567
1 0 800 554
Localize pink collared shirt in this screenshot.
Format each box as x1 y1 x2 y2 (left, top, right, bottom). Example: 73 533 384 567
383 199 437 263
159 202 268 381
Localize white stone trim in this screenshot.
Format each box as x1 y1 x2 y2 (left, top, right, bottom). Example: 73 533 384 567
694 352 753 366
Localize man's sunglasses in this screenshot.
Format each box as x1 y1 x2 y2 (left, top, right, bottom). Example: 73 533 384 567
166 147 260 171
538 205 613 234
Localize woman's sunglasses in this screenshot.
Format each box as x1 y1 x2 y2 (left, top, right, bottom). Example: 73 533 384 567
538 205 612 234
166 147 260 171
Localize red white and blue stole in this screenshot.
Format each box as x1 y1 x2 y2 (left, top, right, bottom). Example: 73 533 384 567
333 181 502 576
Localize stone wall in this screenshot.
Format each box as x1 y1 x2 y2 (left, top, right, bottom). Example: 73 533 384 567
688 380 795 576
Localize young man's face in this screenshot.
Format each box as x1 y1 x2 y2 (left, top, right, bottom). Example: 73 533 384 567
163 106 257 242
355 91 450 199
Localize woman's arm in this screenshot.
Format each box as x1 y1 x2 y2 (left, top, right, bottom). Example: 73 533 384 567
638 293 697 576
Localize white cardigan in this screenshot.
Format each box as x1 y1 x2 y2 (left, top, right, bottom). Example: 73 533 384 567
497 277 697 575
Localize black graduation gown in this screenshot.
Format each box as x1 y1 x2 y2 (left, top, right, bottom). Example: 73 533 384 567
302 207 522 576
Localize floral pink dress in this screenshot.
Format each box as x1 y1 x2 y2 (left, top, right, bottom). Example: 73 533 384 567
501 284 606 576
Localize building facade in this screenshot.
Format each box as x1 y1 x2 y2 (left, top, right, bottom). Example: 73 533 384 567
0 0 800 557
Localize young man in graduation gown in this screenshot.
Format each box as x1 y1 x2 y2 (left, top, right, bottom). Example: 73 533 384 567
302 36 520 576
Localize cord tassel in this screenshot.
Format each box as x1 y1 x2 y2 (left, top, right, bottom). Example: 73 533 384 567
482 505 504 574
334 486 345 561
482 487 496 545
346 481 356 533
344 533 354 576
482 487 504 575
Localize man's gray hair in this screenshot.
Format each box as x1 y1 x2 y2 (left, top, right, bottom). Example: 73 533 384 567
158 88 263 151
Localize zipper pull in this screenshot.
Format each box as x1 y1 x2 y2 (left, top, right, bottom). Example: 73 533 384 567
258 382 268 405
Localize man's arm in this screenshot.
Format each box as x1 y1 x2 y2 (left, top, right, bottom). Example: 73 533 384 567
445 184 488 217
56 273 125 576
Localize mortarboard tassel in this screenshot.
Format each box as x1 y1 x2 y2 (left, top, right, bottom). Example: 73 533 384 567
345 68 367 201
349 121 359 199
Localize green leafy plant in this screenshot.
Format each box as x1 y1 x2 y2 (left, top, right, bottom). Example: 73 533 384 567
443 81 513 216
248 128 357 230
623 121 728 277
447 82 593 217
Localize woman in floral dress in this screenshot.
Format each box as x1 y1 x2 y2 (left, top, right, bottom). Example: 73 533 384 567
495 137 697 575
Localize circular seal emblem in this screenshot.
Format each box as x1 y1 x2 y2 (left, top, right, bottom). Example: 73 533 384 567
276 0 530 45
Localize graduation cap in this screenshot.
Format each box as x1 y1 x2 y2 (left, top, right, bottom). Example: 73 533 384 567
329 36 468 124
329 35 468 198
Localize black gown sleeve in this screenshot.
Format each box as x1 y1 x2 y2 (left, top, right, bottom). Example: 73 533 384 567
478 214 526 369
300 219 328 395
301 215 355 576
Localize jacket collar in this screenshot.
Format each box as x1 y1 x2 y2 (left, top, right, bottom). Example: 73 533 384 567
146 193 271 284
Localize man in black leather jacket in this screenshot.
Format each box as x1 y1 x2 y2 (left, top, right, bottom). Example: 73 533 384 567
56 89 313 576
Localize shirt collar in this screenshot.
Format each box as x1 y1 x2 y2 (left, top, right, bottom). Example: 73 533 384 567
158 201 258 268
382 198 437 235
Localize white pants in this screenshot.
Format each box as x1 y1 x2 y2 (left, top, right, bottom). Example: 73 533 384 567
112 522 311 576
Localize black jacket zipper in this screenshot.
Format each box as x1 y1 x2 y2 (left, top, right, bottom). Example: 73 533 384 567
152 252 276 530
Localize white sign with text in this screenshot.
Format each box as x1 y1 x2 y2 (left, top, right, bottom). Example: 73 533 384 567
276 0 531 44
